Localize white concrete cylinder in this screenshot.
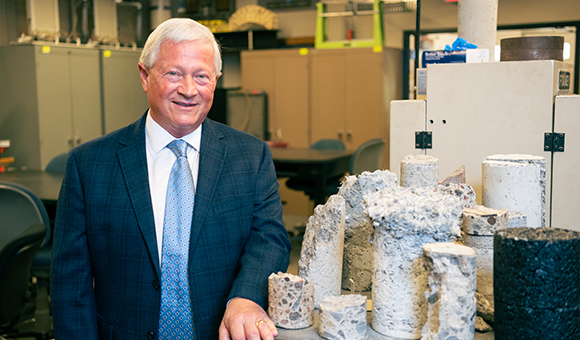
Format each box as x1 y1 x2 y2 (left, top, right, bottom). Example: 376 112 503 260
400 154 439 188
482 155 546 229
366 187 462 339
319 294 367 340
421 243 477 340
458 232 494 297
298 195 345 308
458 0 498 61
268 272 314 329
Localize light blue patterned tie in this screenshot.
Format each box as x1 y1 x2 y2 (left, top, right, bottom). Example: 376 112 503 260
159 139 195 339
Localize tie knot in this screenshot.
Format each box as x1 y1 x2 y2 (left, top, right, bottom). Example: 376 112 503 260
167 139 188 158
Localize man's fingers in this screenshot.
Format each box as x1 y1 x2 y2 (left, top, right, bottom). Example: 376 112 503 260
218 320 232 340
260 317 278 337
250 318 274 340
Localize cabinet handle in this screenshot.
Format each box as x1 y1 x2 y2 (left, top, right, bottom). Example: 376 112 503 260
67 136 74 147
346 130 352 142
75 136 82 145
338 130 343 141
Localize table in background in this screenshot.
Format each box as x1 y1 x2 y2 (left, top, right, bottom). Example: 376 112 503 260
270 148 354 206
0 170 64 220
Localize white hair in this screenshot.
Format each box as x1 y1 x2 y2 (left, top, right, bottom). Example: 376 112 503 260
139 18 222 75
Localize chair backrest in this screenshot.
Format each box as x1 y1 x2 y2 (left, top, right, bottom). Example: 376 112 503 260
0 181 51 251
45 152 68 173
0 223 45 329
310 139 346 150
349 138 386 175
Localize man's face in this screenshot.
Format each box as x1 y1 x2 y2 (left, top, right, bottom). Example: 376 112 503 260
139 39 221 138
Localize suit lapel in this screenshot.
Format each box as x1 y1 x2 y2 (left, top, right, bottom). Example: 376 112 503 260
190 119 226 250
117 114 161 277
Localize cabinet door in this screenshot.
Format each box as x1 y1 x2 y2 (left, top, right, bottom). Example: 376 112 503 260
241 52 276 137
273 53 309 148
69 48 102 146
101 49 148 134
345 50 384 149
553 95 580 231
310 51 347 144
35 46 74 169
241 49 309 147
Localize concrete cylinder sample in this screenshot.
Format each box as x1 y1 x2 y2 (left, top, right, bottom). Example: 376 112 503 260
338 170 398 292
421 243 477 340
268 272 314 329
494 227 580 339
298 194 345 308
319 294 367 340
482 154 546 229
436 183 477 210
400 154 439 188
458 0 498 60
365 187 462 339
459 205 508 297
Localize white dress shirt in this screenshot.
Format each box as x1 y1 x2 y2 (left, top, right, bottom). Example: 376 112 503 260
145 111 201 264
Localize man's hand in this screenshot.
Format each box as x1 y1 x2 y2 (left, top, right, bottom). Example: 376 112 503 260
219 297 278 340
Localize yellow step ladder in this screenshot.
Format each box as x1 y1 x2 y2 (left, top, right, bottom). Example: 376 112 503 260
315 0 384 50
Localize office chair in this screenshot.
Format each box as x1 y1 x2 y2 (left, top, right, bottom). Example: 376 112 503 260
349 138 386 176
45 153 68 173
0 181 50 339
310 139 345 150
0 223 45 339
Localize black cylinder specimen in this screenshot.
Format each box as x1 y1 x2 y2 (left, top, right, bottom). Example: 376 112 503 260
494 227 580 340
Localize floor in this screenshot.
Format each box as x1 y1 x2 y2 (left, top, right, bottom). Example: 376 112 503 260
283 213 309 275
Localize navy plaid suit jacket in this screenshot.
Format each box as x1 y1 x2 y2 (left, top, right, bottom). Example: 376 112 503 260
50 114 291 339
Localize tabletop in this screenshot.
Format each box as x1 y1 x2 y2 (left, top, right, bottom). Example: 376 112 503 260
0 170 63 202
276 310 494 340
270 148 354 163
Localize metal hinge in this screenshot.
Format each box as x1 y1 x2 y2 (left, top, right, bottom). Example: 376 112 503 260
544 132 565 152
415 131 432 149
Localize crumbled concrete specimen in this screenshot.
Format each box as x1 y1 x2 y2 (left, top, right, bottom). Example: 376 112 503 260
475 291 495 325
482 154 546 229
508 210 527 228
268 272 314 329
337 170 398 292
459 205 508 297
421 243 477 340
298 195 346 308
400 154 439 188
463 205 509 236
319 294 367 340
365 187 462 339
435 183 476 209
475 316 493 332
494 227 580 339
439 165 466 185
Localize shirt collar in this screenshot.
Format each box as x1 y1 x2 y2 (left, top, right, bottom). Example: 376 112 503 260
145 110 202 157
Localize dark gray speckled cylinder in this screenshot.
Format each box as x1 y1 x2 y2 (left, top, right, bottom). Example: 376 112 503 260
494 227 580 339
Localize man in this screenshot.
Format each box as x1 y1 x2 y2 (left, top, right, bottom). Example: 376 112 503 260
50 18 291 340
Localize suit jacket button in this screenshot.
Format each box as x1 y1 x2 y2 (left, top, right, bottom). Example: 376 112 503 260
146 331 154 339
152 280 160 289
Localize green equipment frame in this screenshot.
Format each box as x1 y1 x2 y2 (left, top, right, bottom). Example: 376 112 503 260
315 0 384 50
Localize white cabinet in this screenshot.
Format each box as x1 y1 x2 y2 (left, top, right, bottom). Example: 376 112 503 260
0 44 102 170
